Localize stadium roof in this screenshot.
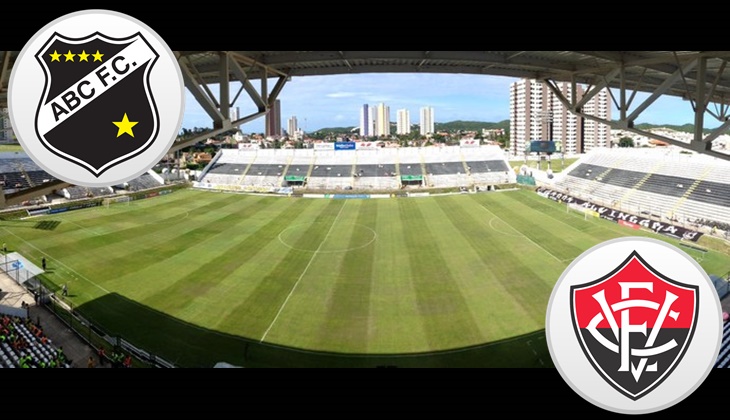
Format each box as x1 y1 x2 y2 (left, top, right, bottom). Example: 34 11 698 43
4 51 730 107
176 51 730 105
4 51 730 204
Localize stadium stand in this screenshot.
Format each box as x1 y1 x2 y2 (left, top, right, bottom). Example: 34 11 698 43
197 145 514 192
0 152 56 194
423 147 470 188
62 186 115 200
552 148 730 227
240 149 296 190
308 151 356 190
716 320 730 368
122 172 164 192
353 149 399 191
0 314 71 368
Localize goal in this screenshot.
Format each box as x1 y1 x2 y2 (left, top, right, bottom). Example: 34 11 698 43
103 195 132 209
566 202 597 221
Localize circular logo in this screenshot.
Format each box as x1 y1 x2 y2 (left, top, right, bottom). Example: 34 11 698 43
546 237 722 415
8 9 184 187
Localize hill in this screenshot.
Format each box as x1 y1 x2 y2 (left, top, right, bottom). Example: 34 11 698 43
435 120 509 132
634 122 711 134
312 120 510 135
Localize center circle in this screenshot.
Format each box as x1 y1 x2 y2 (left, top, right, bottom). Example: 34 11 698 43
278 223 377 253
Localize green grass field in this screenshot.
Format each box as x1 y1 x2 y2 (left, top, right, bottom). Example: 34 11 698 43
2 188 729 367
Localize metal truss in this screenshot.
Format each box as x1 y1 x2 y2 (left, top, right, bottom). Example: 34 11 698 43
543 52 730 161
171 51 289 153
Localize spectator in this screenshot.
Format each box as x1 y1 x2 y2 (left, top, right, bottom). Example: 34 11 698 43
97 347 107 366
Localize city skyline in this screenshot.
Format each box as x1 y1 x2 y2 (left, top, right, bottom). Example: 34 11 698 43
181 73 720 134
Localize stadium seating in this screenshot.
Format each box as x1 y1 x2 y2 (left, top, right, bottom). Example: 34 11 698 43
553 148 730 226
197 145 514 192
124 173 164 192
0 314 70 368
715 321 730 368
0 153 56 193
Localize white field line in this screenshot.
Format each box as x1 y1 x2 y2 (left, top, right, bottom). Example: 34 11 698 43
477 204 566 263
1 227 111 294
260 201 348 343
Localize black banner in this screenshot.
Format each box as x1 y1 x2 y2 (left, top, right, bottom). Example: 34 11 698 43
536 187 704 243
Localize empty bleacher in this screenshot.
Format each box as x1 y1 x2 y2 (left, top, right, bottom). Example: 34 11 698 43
553 148 730 226
353 149 399 190
423 147 469 188
0 153 56 193
125 173 163 192
198 145 514 192
716 321 730 368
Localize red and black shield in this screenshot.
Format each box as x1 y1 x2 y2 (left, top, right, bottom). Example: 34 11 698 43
571 251 698 400
34 32 160 177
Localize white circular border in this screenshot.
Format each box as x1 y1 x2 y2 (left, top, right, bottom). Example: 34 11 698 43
546 237 722 415
8 9 184 188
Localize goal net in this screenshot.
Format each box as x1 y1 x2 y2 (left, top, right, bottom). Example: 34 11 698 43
103 196 132 209
566 202 598 221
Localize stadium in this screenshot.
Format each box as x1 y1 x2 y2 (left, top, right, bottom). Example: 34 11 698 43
1 51 730 369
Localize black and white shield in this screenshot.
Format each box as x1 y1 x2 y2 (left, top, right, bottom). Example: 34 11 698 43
570 251 699 401
34 32 160 177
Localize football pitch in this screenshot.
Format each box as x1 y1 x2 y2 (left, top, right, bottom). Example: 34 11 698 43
3 188 729 367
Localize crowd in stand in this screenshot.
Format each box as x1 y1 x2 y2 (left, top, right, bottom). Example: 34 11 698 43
0 314 70 368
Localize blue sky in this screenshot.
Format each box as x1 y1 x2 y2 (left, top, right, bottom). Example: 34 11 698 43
181 73 713 133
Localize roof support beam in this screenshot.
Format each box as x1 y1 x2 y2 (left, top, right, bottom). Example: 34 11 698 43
180 56 225 124
227 53 266 112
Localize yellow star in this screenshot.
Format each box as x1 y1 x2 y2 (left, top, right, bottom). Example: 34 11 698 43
49 50 61 62
63 50 75 62
92 50 104 62
78 50 90 62
112 113 139 138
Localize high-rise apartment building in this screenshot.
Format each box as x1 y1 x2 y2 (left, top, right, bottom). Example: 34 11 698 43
420 106 434 136
396 109 411 135
375 103 390 137
509 79 611 156
287 116 299 140
360 104 375 138
266 99 282 138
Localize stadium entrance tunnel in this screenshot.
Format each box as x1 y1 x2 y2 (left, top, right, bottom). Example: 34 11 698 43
75 293 552 368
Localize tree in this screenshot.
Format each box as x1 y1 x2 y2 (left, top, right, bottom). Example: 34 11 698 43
618 137 635 148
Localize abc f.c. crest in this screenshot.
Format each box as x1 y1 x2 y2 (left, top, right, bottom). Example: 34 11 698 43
547 237 721 415
9 10 184 187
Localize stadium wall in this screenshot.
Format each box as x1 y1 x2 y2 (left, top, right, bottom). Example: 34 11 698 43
536 187 704 242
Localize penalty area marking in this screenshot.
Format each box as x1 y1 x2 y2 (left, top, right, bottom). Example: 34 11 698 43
277 223 377 254
477 204 566 264
488 217 523 238
261 201 348 343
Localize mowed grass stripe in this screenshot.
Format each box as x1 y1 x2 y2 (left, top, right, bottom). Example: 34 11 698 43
95 195 278 290
476 194 585 261
499 190 618 241
398 199 483 349
140 198 322 314
368 199 426 352
437 196 554 327
36 195 267 295
23 189 205 243
183 199 340 334
220 200 347 340
314 200 377 351
41 194 247 259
